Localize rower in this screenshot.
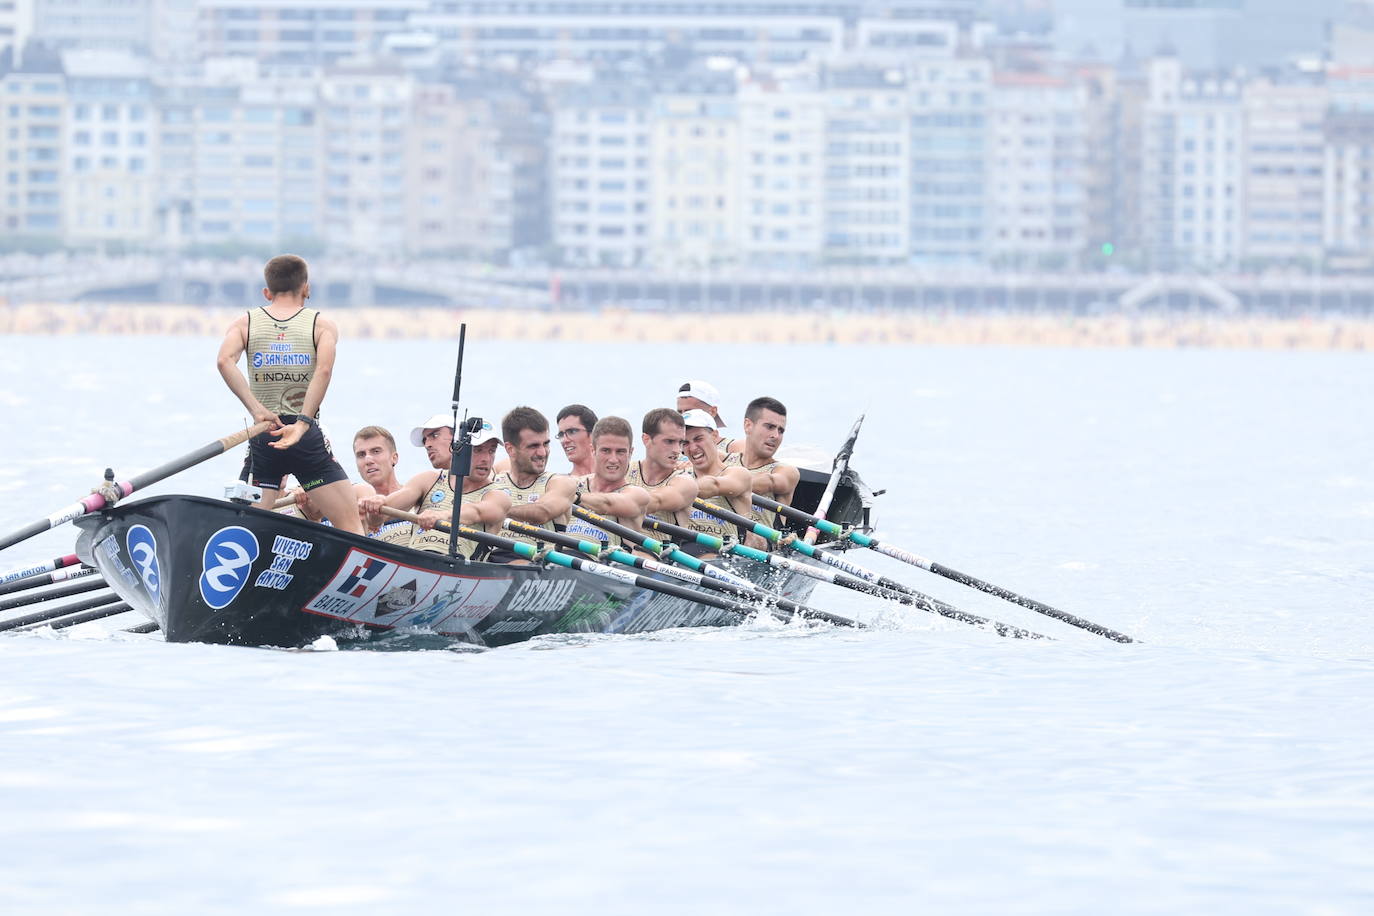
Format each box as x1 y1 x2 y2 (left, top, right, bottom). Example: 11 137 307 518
350 425 411 543
625 408 698 529
566 416 650 551
680 409 763 556
288 426 403 535
214 254 363 534
722 395 800 533
489 406 577 564
677 379 739 454
555 403 597 477
359 412 511 559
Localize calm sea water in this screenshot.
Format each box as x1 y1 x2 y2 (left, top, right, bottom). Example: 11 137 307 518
2 334 1372 912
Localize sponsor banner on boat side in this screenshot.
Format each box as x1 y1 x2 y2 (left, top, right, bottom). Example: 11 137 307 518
301 547 513 631
125 524 161 606
198 526 260 610
253 534 313 591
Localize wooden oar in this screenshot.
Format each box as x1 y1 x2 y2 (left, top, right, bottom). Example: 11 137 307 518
688 499 1045 639
0 576 109 614
0 421 272 553
1 553 84 588
751 495 1135 644
804 413 864 544
0 591 124 632
0 563 99 599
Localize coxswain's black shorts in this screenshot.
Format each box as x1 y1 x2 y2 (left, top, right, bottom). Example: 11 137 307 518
247 416 349 492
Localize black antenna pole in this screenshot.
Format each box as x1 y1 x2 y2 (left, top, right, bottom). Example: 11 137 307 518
447 324 472 559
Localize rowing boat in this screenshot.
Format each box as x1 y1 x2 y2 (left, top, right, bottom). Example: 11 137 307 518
72 464 875 648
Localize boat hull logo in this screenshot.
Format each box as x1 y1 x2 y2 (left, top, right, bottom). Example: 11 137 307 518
199 526 260 610
125 524 161 605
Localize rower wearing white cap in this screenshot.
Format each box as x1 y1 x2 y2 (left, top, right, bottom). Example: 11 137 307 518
359 411 512 559
676 379 741 454
680 409 764 556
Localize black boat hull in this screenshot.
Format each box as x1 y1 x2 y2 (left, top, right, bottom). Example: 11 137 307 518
73 465 870 648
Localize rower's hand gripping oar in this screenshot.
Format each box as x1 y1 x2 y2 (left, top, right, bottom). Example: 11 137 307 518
0 421 272 553
688 498 1044 639
750 494 1135 644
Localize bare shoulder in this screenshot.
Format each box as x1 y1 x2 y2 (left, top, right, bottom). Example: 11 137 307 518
404 468 442 491
313 312 340 341
546 474 578 494
625 485 652 509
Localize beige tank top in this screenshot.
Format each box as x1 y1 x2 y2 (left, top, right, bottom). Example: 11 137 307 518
493 470 562 549
625 461 693 528
408 472 496 559
246 306 318 417
722 453 782 529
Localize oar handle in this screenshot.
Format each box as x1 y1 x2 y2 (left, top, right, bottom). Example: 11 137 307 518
502 518 602 557
569 505 663 555
751 494 845 537
642 514 724 551
690 499 781 542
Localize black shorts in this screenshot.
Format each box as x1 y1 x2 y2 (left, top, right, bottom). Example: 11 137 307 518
247 418 349 492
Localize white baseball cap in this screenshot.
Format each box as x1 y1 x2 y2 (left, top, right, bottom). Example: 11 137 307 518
410 413 454 447
410 412 499 447
678 380 725 425
681 408 718 430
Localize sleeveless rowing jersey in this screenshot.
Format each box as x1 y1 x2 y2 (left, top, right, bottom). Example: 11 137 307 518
685 471 749 547
492 470 564 549
373 517 415 546
722 453 783 529
408 471 496 559
566 476 635 551
246 306 319 417
624 462 692 528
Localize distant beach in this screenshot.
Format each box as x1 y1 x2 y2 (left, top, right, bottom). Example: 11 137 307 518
2 302 1372 350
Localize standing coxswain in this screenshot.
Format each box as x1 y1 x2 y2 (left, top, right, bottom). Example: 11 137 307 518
215 254 363 534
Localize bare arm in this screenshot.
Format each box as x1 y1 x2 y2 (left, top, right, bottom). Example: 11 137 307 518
751 463 800 506
508 475 576 525
215 314 279 427
579 485 649 520
695 466 751 500
461 490 512 528
360 470 438 519
646 474 698 515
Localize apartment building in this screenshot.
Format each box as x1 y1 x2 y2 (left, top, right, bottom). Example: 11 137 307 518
197 0 425 65
1142 55 1245 269
988 69 1089 267
549 81 652 268
0 0 32 64
909 56 991 265
649 68 740 269
1 53 63 239
737 76 825 268
1323 67 1374 264
822 63 911 265
61 51 157 245
1241 75 1327 264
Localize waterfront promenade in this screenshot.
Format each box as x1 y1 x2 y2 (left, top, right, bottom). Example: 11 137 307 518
3 303 1373 350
